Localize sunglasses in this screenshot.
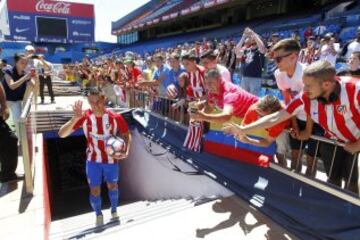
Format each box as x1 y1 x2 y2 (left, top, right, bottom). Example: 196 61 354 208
273 52 293 63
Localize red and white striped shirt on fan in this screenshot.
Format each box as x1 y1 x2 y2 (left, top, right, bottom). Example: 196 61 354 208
72 110 129 164
286 77 360 143
188 65 206 99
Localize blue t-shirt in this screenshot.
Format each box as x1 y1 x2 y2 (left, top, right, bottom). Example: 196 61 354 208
153 64 172 97
2 67 27 101
169 66 186 89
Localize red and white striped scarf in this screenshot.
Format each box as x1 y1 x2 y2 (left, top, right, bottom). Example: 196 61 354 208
183 121 204 152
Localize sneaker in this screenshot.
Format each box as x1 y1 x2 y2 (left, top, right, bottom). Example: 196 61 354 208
51 100 56 104
96 215 104 227
111 211 119 221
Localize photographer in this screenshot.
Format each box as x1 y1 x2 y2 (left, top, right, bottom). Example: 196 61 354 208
37 54 55 104
3 53 35 137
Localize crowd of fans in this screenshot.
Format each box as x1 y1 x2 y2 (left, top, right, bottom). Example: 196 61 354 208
1 25 360 195
59 26 360 193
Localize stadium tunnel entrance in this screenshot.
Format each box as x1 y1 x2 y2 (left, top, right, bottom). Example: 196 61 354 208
43 110 232 221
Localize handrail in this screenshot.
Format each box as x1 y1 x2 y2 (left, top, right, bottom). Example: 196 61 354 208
306 133 345 148
19 91 35 194
20 92 33 119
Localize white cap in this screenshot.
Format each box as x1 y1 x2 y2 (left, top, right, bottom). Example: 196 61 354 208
25 45 35 52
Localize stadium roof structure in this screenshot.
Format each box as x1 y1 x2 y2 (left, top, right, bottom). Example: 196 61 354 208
111 0 249 35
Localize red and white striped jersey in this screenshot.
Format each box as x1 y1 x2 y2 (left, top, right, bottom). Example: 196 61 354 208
73 109 129 164
286 77 360 143
188 65 206 99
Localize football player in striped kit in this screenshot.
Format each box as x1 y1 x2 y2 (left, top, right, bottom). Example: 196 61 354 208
58 88 131 226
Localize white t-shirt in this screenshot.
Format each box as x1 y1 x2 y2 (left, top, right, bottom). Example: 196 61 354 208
320 44 337 67
217 64 231 82
345 41 360 60
275 62 306 121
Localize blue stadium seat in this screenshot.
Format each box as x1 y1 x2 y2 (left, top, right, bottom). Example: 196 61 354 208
339 26 357 42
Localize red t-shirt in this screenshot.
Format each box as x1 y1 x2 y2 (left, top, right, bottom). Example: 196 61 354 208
127 67 142 83
208 79 258 118
243 103 290 138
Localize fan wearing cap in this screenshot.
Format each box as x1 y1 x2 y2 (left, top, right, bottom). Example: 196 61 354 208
24 45 39 71
315 33 338 67
341 26 360 61
123 57 143 89
24 45 44 102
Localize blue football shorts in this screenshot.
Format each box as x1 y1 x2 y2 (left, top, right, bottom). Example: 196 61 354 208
86 161 119 187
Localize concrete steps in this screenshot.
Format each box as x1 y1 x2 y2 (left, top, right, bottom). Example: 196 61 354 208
50 197 212 240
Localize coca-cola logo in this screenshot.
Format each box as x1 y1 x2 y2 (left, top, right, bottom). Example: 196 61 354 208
35 0 71 15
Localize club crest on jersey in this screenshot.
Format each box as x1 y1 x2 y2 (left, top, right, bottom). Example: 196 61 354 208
336 105 346 115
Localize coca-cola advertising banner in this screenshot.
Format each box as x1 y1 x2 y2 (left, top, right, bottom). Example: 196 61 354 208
7 0 95 43
7 0 94 18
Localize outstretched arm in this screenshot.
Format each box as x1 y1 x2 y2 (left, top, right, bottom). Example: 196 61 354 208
223 109 292 136
191 104 233 123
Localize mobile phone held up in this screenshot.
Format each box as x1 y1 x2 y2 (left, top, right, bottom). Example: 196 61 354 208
189 108 198 114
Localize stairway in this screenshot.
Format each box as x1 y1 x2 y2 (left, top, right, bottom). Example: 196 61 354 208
49 197 213 240
49 195 297 240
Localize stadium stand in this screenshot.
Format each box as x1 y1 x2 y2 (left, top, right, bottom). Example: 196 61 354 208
107 0 359 57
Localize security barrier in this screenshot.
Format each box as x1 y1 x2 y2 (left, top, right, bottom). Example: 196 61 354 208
126 89 360 205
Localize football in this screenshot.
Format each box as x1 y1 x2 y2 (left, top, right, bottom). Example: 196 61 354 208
105 136 127 157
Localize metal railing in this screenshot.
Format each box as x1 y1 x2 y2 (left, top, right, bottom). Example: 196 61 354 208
19 91 36 194
125 89 360 206
127 90 188 125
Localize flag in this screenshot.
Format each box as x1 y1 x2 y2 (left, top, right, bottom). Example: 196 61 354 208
183 121 204 152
